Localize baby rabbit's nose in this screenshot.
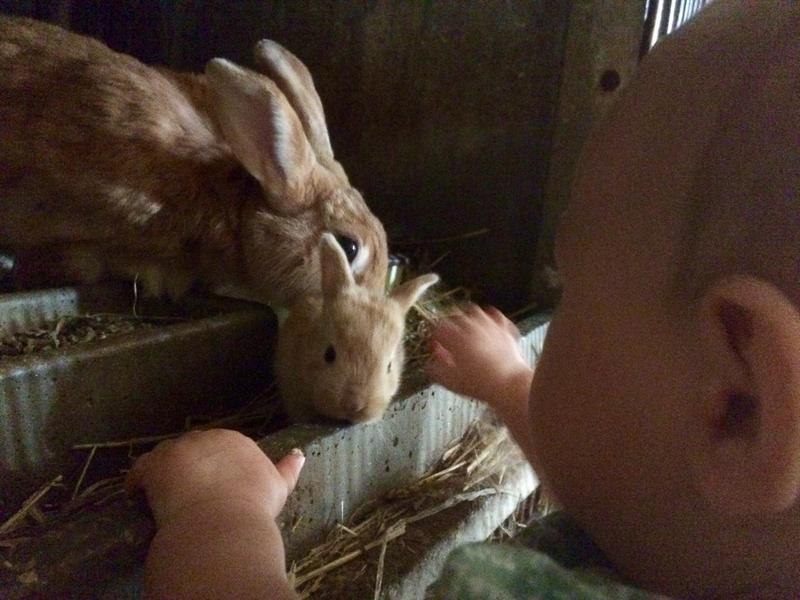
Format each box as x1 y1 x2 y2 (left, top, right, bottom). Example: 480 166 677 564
343 393 366 416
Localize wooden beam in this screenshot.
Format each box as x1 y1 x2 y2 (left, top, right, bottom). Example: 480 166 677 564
530 0 647 308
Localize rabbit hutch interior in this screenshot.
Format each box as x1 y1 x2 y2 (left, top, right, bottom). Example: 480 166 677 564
0 1 709 598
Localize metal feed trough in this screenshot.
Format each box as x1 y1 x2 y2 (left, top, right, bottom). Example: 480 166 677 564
0 284 276 512
0 282 548 599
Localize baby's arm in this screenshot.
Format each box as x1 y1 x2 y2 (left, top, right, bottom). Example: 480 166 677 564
426 305 534 452
126 429 303 600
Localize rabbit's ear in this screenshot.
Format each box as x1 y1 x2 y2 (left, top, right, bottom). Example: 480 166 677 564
320 233 355 299
391 273 440 313
253 40 339 175
206 58 316 214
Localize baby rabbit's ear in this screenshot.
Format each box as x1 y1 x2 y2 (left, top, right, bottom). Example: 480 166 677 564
320 233 355 299
253 40 340 176
206 58 316 214
391 273 440 313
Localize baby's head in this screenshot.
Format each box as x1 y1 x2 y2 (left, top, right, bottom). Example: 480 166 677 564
529 2 800 597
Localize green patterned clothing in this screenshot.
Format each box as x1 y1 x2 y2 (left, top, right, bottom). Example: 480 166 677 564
427 512 670 600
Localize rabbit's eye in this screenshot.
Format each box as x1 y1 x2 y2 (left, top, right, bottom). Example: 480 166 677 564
324 345 337 363
335 235 359 264
387 361 392 374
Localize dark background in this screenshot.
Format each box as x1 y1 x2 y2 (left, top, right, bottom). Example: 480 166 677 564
0 1 571 311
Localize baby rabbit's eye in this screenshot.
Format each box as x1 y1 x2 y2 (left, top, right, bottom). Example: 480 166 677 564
335 235 359 264
324 345 337 363
387 361 392 374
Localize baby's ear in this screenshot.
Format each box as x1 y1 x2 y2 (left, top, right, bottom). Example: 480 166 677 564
691 275 800 516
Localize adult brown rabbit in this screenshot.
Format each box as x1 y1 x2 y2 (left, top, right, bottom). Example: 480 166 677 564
0 17 388 305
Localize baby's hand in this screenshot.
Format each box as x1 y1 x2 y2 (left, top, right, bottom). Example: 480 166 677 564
126 429 304 529
426 304 532 405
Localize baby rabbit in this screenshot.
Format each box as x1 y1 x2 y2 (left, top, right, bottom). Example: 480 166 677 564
0 17 387 305
275 234 438 423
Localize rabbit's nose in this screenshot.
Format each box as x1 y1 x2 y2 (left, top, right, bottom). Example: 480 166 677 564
343 393 366 417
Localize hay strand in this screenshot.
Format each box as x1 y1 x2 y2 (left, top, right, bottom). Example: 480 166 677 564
71 445 97 500
294 522 407 588
392 228 490 246
0 475 63 536
71 433 179 451
373 531 389 600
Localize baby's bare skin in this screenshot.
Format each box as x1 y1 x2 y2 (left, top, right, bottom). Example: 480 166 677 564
126 430 304 600
430 2 800 597
427 305 535 454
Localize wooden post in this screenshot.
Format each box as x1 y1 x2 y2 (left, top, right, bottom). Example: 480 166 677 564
530 0 647 308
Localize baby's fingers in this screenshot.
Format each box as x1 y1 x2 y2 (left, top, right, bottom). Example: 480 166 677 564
275 449 306 497
429 316 464 348
125 454 146 497
426 340 459 387
485 306 520 338
125 445 164 497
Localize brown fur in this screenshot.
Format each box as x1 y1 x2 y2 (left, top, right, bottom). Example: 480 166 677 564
0 17 387 304
276 234 438 423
